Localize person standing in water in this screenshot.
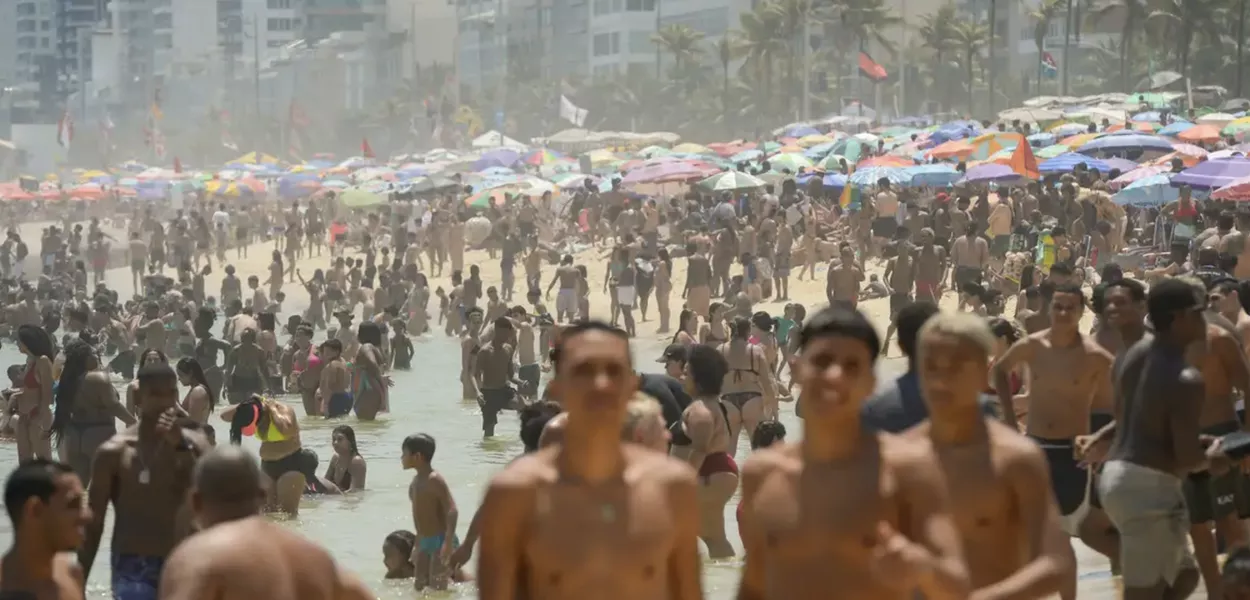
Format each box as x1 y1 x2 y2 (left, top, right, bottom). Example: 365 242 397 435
15 323 55 461
737 307 968 600
318 339 353 418
157 446 375 600
80 363 210 600
50 340 135 485
476 317 519 438
910 312 1075 600
0 460 91 600
325 425 367 492
402 433 466 591
677 344 737 559
223 328 270 405
476 321 702 600
175 357 216 425
353 322 390 419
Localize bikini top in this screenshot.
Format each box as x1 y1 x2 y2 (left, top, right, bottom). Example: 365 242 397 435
720 342 760 383
669 400 732 447
334 459 353 490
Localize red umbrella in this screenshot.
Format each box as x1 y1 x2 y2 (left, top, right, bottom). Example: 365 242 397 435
1211 175 1250 201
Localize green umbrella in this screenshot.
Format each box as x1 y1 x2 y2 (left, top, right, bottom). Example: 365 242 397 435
1036 144 1070 159
769 153 814 172
818 154 851 171
699 171 766 191
636 145 671 159
340 187 387 208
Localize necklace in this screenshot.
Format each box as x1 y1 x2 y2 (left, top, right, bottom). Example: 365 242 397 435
134 442 151 485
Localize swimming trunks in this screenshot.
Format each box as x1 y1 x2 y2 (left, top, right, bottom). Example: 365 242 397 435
1183 420 1245 524
479 387 514 432
325 391 354 418
1030 435 1089 536
111 553 165 600
518 364 540 398
417 533 460 555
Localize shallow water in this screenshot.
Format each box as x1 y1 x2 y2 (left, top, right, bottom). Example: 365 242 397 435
0 262 1125 599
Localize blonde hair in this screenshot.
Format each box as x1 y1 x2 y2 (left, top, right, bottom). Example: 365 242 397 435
918 312 995 359
622 393 664 440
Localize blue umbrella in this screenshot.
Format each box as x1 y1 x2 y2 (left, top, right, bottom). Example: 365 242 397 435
1039 153 1113 174
785 125 820 137
929 120 982 145
473 148 521 170
1157 120 1194 137
397 166 428 180
797 172 847 188
1172 157 1250 190
849 166 911 186
1076 133 1173 155
1027 133 1056 147
803 142 838 159
730 149 763 162
903 164 960 187
960 163 1026 184
1132 111 1162 122
1113 173 1178 206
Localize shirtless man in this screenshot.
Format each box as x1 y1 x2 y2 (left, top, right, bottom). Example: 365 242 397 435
401 433 467 591
0 460 89 600
826 243 863 310
738 306 967 600
545 255 579 323
883 241 916 353
678 345 738 559
1178 276 1250 594
128 232 148 295
157 446 374 600
913 228 946 305
81 363 210 600
476 317 518 438
992 283 1118 562
476 321 702 600
459 307 484 401
223 328 269 405
910 313 1075 600
951 222 989 311
317 339 353 418
1079 278 1216 600
512 308 541 401
1220 212 1250 279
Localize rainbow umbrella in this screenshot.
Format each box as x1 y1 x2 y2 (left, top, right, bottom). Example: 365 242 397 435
465 188 511 208
524 148 567 166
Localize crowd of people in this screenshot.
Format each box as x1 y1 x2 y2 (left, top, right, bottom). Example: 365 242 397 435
7 129 1250 600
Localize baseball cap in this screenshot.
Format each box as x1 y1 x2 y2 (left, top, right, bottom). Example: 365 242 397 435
656 344 687 363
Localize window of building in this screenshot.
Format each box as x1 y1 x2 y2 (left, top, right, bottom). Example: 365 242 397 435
593 0 610 16
40 38 48 48
660 7 728 37
268 18 293 31
592 31 619 56
628 30 652 53
16 3 34 16
40 19 49 30
625 0 654 11
267 0 291 8
17 21 35 32
154 13 172 28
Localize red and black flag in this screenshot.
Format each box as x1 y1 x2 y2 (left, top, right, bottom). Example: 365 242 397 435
858 51 888 83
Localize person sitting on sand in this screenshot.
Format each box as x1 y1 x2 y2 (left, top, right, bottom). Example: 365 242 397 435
859 274 890 300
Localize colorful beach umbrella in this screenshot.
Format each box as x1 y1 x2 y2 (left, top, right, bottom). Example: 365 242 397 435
768 153 814 172
699 171 767 191
1113 173 1178 206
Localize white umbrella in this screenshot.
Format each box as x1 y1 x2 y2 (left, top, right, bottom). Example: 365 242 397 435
1199 112 1238 126
699 171 766 191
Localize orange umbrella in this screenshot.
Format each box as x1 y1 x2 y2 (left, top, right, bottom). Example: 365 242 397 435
925 139 975 160
68 183 106 200
1107 121 1157 133
1178 124 1221 143
858 155 913 168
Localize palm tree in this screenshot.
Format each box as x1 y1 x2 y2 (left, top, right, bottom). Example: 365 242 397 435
652 24 706 82
916 4 958 111
1085 0 1146 92
951 17 988 114
714 37 733 133
766 0 815 119
1029 0 1063 95
731 7 785 128
1147 0 1219 85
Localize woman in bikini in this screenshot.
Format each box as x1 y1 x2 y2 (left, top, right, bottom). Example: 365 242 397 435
325 424 367 492
671 309 699 347
698 302 729 345
717 317 777 456
176 356 217 425
14 324 55 461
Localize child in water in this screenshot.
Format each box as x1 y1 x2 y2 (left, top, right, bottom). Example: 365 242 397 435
381 530 417 579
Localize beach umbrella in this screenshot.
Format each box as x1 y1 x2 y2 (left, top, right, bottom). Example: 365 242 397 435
1101 157 1141 173
672 143 714 155
849 166 910 186
1157 121 1194 137
998 107 1064 122
636 145 671 159
228 151 280 165
1170 143 1209 161
926 139 975 160
1114 173 1178 206
1173 157 1250 190
620 161 708 184
796 134 832 148
524 148 567 166
903 164 960 187
784 125 820 138
204 179 254 197
1039 153 1113 174
1132 111 1162 122
1177 124 1222 144
803 141 838 159
473 148 521 170
768 153 814 172
960 163 1027 185
797 171 847 188
1223 117 1250 137
340 186 388 208
68 183 107 200
1109 165 1169 190
354 166 396 182
396 164 428 180
117 160 147 172
1047 122 1088 137
699 171 767 191
858 155 914 168
321 179 352 190
817 154 851 171
464 188 509 208
730 149 764 162
1027 133 1056 147
1076 132 1173 154
1198 112 1238 126
1211 175 1250 201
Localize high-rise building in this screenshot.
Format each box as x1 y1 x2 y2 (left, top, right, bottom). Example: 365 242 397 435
304 0 386 42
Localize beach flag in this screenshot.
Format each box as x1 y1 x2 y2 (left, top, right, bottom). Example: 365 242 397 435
1042 52 1058 79
858 52 888 82
56 110 73 148
839 184 862 209
559 95 588 127
1008 137 1040 180
361 137 374 159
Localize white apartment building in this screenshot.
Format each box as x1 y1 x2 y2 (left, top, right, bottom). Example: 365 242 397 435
244 0 304 60
589 0 753 79
14 0 56 83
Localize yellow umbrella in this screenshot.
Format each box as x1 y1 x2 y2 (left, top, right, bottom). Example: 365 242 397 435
204 179 253 197
584 149 619 168
76 169 111 181
797 134 833 148
228 151 279 165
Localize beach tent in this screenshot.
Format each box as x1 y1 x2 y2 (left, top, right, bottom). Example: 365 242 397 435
471 130 527 151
